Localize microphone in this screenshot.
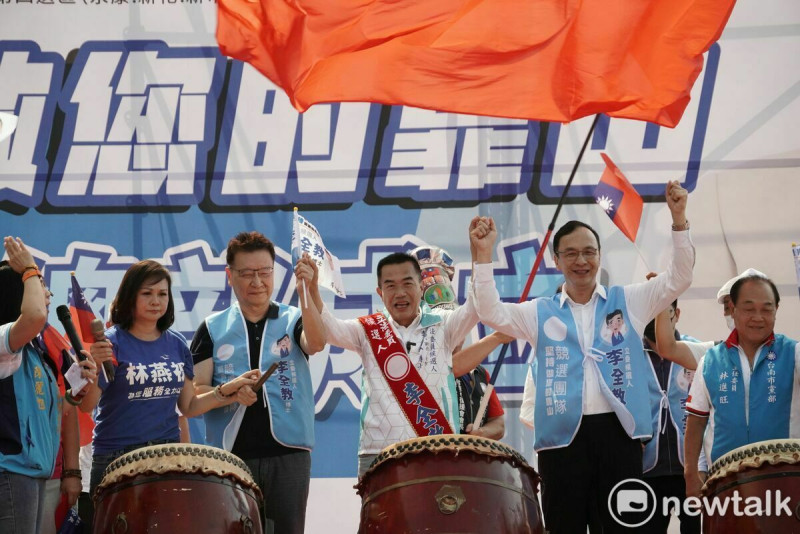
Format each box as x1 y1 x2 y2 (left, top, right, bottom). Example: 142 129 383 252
406 341 416 353
90 318 115 383
55 305 87 362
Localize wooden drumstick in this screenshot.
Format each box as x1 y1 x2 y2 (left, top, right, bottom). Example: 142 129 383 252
472 383 494 431
252 362 280 391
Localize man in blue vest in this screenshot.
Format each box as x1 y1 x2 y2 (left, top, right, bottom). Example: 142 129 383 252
190 231 327 534
641 300 713 533
469 181 694 533
684 273 800 498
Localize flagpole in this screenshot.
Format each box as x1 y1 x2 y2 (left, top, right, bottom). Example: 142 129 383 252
631 240 653 274
792 243 800 300
473 114 601 430
293 207 309 309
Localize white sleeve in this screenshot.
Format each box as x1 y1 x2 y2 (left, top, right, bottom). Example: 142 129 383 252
470 262 539 346
623 230 695 335
684 340 715 366
686 357 710 417
0 323 23 380
320 306 366 356
441 289 480 354
519 365 535 429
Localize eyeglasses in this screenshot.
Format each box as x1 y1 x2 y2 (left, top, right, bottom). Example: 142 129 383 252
231 266 274 280
555 248 599 262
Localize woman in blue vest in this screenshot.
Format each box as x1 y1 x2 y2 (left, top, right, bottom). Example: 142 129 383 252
81 260 259 498
0 236 96 534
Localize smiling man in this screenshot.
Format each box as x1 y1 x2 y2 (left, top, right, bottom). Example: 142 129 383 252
684 274 800 498
315 248 482 477
190 231 326 534
469 181 694 533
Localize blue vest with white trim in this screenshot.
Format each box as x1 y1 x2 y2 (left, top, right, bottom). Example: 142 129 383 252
643 354 695 471
702 333 796 463
533 286 657 451
0 344 60 477
203 302 314 450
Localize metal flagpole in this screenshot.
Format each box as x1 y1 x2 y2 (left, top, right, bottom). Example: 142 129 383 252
473 114 601 430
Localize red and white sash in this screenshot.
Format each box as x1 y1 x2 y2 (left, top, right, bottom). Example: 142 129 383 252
359 312 453 437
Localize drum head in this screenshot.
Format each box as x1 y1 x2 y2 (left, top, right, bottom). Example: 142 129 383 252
97 443 261 499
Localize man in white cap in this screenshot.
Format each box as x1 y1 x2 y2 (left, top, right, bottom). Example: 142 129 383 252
0 112 19 143
717 268 767 331
684 273 800 497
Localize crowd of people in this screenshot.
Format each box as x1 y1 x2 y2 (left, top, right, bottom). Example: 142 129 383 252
1 179 797 534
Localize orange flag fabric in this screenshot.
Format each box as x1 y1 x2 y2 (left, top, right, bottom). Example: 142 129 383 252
216 0 736 127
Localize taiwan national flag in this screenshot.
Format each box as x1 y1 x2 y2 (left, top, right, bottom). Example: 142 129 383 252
69 274 98 347
68 273 102 446
593 153 643 242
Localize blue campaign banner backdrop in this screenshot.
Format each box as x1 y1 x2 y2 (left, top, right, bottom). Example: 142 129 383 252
2 3 800 531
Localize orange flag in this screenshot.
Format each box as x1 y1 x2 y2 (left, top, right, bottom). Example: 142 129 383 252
217 0 735 127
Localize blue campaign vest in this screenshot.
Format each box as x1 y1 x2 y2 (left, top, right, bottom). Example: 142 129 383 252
0 344 60 477
203 302 314 450
533 286 657 451
643 355 695 471
703 333 797 463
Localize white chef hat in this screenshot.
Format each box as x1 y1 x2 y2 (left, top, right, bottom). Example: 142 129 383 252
716 267 768 304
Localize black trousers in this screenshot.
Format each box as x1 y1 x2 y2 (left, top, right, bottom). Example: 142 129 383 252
639 475 701 534
537 413 644 534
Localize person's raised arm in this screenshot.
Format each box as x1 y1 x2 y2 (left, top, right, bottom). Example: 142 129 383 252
469 217 539 344
453 332 514 377
654 307 697 370
470 216 496 265
4 237 46 352
295 253 326 355
625 181 694 332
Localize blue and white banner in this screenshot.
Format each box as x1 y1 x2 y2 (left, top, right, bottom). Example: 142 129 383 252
2 3 799 531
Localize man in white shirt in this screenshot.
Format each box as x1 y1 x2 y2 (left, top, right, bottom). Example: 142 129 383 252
469 181 693 533
315 250 485 476
684 274 800 497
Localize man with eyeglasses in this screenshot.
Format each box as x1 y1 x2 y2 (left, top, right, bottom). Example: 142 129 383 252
190 231 326 534
469 181 694 533
684 274 800 498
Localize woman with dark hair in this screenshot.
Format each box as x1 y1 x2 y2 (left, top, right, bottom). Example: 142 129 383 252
0 236 96 534
82 260 259 497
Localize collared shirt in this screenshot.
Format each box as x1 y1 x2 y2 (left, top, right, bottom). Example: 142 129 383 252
471 229 695 414
686 330 800 465
687 331 800 424
321 299 479 454
191 302 306 458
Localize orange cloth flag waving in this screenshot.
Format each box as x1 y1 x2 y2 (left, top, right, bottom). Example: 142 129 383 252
217 0 735 127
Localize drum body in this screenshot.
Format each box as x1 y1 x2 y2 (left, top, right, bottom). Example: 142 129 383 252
702 439 800 534
94 444 263 534
357 435 543 534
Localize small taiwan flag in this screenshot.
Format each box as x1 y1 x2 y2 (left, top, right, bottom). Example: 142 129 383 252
593 153 643 242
